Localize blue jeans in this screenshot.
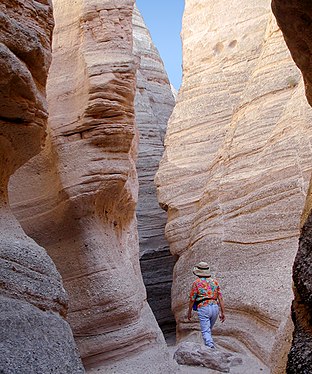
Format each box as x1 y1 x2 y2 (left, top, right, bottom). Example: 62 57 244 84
197 304 219 347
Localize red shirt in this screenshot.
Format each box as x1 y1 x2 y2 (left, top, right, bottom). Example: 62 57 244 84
189 277 222 308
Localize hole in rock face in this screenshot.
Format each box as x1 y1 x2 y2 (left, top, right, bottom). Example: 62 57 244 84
213 42 224 55
229 40 237 48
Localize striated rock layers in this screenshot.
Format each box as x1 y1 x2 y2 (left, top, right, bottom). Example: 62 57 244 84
0 0 84 373
272 1 312 372
9 0 173 372
133 5 176 335
156 0 312 371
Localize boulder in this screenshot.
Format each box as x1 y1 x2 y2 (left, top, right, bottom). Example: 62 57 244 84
174 341 242 373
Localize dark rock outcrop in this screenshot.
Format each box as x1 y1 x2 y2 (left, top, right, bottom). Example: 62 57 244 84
272 1 312 372
272 1 312 107
287 212 312 373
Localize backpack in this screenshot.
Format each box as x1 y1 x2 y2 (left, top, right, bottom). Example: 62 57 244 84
192 297 210 311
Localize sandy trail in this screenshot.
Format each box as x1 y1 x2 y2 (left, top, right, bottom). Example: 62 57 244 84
87 333 269 373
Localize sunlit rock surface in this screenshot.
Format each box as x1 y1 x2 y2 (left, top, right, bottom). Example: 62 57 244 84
272 1 312 372
133 5 176 335
156 0 312 371
9 0 173 372
0 0 84 372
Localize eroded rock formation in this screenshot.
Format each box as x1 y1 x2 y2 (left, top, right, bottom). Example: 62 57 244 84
9 1 174 372
0 0 84 372
156 0 312 371
272 1 312 372
133 5 176 335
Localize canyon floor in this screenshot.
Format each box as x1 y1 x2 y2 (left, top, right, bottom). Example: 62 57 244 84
88 333 270 373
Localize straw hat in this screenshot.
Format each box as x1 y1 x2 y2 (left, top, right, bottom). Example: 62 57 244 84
193 261 211 277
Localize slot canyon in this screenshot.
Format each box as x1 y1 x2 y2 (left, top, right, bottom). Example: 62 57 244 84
0 0 311 373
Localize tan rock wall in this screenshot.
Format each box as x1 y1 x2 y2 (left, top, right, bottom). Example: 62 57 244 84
9 0 174 372
0 0 84 372
156 0 312 369
46 2 155 366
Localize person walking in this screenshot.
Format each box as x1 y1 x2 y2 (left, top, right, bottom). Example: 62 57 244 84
187 261 225 348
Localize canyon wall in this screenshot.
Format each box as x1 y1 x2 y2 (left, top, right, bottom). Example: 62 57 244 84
0 0 84 372
132 5 176 335
156 0 312 371
9 1 174 373
272 1 312 372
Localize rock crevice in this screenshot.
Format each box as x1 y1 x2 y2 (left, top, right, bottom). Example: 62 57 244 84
132 5 176 335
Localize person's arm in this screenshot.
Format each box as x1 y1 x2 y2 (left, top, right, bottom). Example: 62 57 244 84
188 281 197 320
218 295 225 322
187 300 194 320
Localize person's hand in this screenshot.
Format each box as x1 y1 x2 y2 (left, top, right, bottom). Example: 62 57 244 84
187 310 192 321
219 312 225 323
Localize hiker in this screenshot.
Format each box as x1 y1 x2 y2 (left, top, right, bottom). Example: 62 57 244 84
187 261 225 348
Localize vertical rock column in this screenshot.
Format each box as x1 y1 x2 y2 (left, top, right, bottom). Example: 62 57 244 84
41 0 173 371
272 1 312 372
0 1 84 372
133 5 176 335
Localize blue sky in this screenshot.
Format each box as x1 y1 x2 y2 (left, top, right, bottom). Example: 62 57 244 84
136 0 185 89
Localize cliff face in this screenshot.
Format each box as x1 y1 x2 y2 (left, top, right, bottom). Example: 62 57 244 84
132 5 176 335
9 1 174 372
0 0 84 372
272 1 312 372
156 0 312 370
